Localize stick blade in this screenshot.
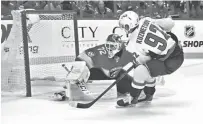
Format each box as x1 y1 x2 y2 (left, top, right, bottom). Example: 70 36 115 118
77 103 92 109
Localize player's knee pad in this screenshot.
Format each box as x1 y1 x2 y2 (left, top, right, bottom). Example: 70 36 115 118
131 65 152 89
145 78 156 87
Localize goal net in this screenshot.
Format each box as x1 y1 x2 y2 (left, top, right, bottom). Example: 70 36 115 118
1 10 79 97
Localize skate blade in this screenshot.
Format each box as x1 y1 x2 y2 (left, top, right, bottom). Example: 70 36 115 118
138 98 153 103
115 104 136 108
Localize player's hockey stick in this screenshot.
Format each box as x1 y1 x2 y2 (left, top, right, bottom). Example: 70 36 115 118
62 62 135 109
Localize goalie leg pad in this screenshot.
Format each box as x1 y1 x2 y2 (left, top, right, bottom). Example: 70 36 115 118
65 64 94 99
66 65 90 84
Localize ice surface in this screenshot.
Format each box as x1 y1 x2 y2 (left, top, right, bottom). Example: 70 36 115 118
1 59 203 124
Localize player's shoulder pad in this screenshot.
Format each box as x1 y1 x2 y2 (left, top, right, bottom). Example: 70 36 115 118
139 17 153 24
141 17 153 21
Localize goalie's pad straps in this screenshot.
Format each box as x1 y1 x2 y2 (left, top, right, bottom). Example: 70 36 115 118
76 80 93 95
63 63 94 97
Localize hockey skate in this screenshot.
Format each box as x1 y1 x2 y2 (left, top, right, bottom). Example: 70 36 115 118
116 93 139 108
52 91 67 101
138 94 153 103
138 86 155 103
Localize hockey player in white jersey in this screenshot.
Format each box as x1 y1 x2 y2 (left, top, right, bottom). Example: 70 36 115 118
116 11 184 107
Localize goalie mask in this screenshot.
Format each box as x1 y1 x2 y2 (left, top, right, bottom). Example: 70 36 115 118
105 34 123 58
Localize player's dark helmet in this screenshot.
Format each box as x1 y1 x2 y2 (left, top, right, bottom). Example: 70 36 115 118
105 34 123 58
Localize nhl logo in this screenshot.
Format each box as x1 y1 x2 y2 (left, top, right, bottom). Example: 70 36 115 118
184 25 195 38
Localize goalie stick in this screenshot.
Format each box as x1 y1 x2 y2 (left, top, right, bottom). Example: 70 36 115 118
62 62 136 109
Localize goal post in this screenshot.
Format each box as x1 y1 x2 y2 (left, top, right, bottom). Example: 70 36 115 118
21 10 32 97
1 10 79 97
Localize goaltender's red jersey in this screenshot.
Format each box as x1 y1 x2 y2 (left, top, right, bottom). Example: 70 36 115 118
77 44 134 78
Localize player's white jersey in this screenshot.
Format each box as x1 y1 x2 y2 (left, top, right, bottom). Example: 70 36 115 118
126 17 176 57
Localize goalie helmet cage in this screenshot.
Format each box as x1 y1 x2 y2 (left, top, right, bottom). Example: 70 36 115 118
2 10 79 97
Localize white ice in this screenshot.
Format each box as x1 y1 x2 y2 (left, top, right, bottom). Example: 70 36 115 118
1 59 203 124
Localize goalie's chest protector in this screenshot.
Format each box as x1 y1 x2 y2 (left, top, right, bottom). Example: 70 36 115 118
86 45 134 77
90 45 119 70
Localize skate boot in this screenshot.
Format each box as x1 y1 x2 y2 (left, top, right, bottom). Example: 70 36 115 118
145 94 153 101
138 86 155 102
138 94 153 102
116 93 139 107
53 91 67 101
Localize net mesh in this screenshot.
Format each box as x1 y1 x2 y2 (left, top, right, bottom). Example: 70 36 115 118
1 10 77 97
1 10 26 95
